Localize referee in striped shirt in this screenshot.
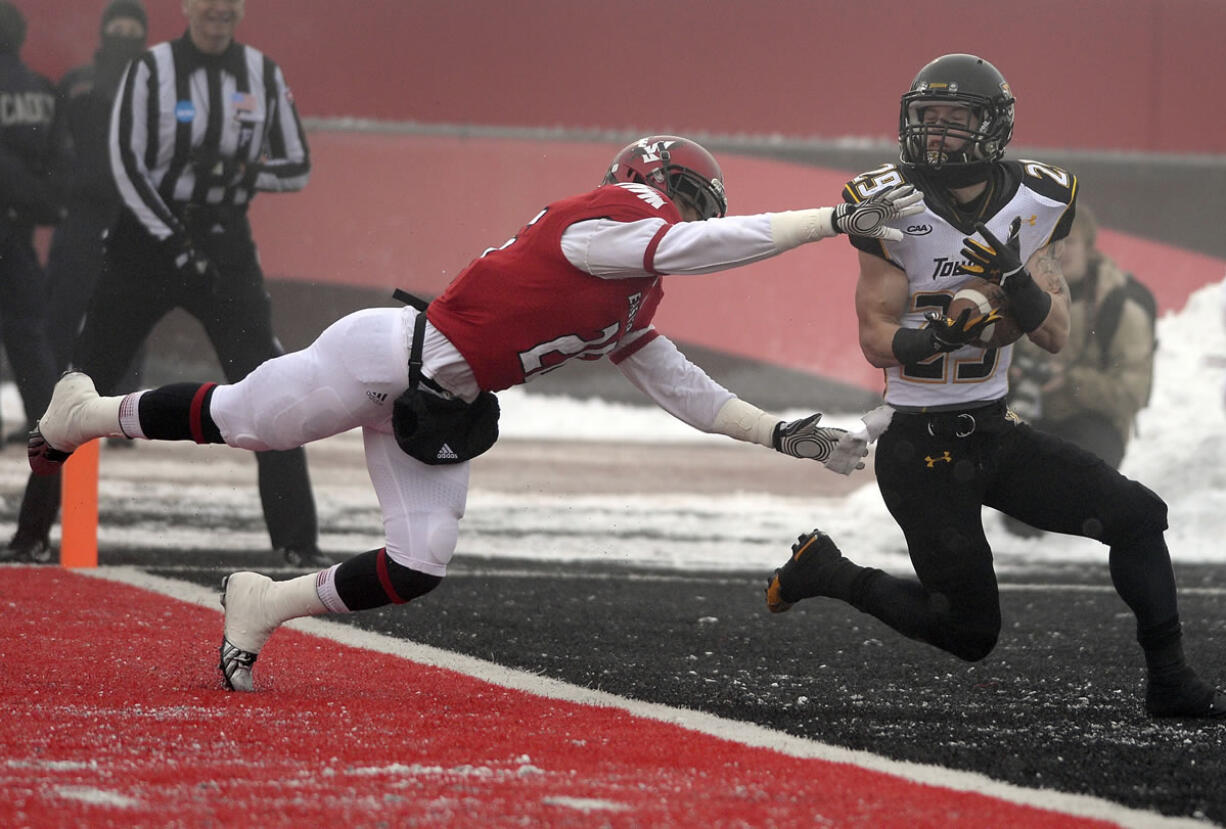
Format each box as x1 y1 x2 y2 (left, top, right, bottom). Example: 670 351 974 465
12 0 326 567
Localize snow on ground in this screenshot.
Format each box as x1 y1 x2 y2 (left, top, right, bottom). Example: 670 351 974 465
486 278 1226 570
2 280 1224 574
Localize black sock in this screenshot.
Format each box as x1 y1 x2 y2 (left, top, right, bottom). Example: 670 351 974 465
138 383 223 443
1139 616 1189 685
333 548 442 611
1108 534 1179 630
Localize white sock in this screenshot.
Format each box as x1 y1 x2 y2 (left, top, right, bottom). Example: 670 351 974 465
117 391 147 439
79 394 128 440
265 572 329 626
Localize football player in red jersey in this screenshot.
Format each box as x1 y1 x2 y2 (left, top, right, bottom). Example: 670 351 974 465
766 55 1224 719
26 134 923 692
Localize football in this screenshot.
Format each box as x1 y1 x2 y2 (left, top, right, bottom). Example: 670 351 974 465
948 278 1024 348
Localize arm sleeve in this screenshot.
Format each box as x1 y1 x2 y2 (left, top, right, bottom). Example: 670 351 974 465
252 60 310 192
562 213 794 277
110 56 183 242
611 332 736 431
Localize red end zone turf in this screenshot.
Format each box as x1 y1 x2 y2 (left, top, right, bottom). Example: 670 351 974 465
0 568 1118 827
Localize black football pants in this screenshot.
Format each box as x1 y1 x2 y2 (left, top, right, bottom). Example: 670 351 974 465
0 224 57 428
44 201 146 387
858 402 1174 661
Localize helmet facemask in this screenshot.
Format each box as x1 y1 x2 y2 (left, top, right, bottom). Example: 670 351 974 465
667 168 727 221
902 97 1009 169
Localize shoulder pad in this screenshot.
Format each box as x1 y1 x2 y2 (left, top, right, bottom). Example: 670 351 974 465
1008 159 1078 205
844 163 910 205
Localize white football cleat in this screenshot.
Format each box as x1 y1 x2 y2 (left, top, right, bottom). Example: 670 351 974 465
218 571 330 691
28 372 124 475
218 572 277 692
218 638 258 692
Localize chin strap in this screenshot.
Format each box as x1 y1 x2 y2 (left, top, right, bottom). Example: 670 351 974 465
928 161 992 188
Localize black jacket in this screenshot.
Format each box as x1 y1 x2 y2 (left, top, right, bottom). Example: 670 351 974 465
0 52 64 228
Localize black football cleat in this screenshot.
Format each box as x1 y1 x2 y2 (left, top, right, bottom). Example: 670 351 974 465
27 425 73 476
0 536 53 564
279 547 333 568
218 572 280 692
1146 669 1226 719
765 529 846 613
27 372 106 475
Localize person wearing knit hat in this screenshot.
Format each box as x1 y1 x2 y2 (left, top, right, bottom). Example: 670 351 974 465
97 1 147 68
0 0 64 563
100 0 148 36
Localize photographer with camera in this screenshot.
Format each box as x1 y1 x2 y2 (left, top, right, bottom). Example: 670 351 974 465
1004 202 1156 536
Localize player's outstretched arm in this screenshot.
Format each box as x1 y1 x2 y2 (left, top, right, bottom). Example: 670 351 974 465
713 400 865 474
771 184 924 251
612 333 864 475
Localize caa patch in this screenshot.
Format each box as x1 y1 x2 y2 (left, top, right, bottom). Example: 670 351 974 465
175 100 195 122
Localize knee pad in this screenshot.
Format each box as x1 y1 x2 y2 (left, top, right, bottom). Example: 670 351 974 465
384 511 459 576
333 548 442 612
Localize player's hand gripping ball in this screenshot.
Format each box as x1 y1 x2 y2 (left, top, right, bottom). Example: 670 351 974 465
947 278 1024 348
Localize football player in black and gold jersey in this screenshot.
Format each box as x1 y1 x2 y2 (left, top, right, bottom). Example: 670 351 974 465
768 53 1223 719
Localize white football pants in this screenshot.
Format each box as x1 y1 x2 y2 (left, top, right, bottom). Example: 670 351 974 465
210 306 467 576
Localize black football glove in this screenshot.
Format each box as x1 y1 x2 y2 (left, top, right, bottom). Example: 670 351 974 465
772 413 848 464
960 217 1025 284
831 184 924 242
168 237 220 289
961 219 1052 333
924 307 1003 351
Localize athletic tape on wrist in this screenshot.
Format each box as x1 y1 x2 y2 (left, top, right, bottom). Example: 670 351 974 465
1004 270 1052 332
891 326 941 365
712 397 780 448
769 208 837 250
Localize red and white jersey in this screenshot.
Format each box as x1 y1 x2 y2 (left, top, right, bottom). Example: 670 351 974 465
428 182 779 394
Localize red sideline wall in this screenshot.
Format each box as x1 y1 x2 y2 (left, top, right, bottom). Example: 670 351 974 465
23 0 1226 155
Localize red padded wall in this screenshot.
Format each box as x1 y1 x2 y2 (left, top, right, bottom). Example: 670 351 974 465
23 0 1226 154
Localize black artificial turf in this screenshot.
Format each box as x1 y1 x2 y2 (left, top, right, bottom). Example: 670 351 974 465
160 556 1226 825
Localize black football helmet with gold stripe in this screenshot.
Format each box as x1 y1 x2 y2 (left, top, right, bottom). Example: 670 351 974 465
899 54 1015 186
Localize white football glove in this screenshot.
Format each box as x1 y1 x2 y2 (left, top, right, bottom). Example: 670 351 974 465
823 405 895 476
772 413 854 469
832 184 924 242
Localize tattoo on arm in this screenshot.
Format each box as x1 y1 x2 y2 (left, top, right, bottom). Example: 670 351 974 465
1028 243 1068 296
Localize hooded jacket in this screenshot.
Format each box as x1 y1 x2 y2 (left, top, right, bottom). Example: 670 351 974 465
1013 253 1154 442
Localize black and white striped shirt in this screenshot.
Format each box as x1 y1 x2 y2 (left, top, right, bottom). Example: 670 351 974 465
109 34 309 243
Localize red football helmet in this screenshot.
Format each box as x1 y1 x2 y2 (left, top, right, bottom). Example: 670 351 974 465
602 136 728 220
